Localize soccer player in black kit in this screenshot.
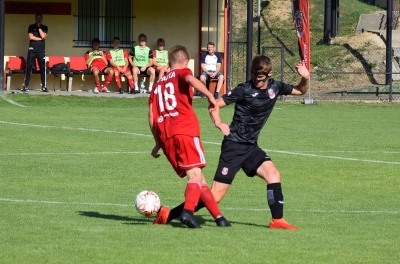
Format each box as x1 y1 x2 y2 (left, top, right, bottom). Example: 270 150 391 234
22 14 48 93
153 55 310 230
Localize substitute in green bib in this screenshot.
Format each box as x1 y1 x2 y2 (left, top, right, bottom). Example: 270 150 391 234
152 38 169 78
129 34 155 94
107 37 135 94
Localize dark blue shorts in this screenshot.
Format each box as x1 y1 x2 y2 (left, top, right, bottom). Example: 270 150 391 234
201 71 222 81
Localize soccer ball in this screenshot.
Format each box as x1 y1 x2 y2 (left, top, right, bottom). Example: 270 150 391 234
134 190 160 216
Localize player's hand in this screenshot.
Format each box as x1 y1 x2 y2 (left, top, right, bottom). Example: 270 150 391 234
296 60 310 79
140 66 146 72
151 145 161 158
207 96 217 112
215 122 230 136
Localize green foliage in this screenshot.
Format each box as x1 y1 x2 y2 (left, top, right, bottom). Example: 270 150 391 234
1 95 400 263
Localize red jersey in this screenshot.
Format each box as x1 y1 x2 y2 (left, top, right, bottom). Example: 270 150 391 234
149 68 200 142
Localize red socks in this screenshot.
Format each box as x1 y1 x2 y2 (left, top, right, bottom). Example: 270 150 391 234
128 78 134 89
115 76 121 88
104 75 113 88
183 180 202 212
95 82 101 90
200 184 222 219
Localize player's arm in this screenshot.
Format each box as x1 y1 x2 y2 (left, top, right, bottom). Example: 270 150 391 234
291 61 310 95
148 103 161 158
38 26 47 39
209 98 230 135
186 74 216 108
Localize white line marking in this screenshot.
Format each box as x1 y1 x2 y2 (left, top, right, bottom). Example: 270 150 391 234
0 198 398 214
264 149 400 165
0 120 399 165
0 93 27 107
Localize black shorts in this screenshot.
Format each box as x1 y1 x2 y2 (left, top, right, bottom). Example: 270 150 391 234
213 139 272 184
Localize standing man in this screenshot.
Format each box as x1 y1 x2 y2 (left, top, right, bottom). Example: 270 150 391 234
23 14 48 93
199 42 224 99
129 34 155 94
149 45 230 228
154 55 310 230
107 37 135 94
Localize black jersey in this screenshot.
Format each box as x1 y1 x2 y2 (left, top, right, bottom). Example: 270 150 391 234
221 78 293 144
28 23 48 53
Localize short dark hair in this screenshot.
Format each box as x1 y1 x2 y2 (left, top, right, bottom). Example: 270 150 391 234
92 38 100 44
113 37 120 41
251 55 272 75
138 34 147 40
207 42 215 47
157 38 165 45
35 14 43 18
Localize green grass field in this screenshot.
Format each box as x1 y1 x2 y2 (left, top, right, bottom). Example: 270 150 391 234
1 94 399 263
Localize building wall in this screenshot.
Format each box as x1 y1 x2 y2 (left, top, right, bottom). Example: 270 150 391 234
4 0 200 91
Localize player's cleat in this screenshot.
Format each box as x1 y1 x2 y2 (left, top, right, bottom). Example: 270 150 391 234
268 218 298 230
214 92 219 99
21 86 29 93
180 210 201 228
118 88 123 94
101 87 110 93
153 206 170 225
215 216 231 227
93 87 99 94
41 87 49 92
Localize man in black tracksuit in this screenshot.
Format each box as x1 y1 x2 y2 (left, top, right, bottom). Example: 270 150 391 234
23 13 48 92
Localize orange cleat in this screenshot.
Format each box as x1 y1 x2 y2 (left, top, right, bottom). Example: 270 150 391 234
152 206 170 225
268 218 298 230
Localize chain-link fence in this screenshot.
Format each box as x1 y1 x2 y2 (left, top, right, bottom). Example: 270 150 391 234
227 6 400 102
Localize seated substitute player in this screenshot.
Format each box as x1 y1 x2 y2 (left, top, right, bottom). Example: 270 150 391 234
85 38 114 93
200 42 224 99
152 38 169 78
154 55 310 230
129 34 155 94
149 45 231 228
107 37 135 94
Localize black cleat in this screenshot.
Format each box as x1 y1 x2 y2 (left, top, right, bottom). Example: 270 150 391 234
41 87 49 92
134 89 140 94
129 89 135 94
21 86 29 93
215 216 231 227
118 88 123 94
180 210 201 228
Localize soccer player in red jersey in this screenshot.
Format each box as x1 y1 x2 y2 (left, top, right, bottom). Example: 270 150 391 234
148 45 231 228
84 38 114 93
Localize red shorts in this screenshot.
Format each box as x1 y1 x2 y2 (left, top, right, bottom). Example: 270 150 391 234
112 66 131 76
161 135 206 177
90 62 108 73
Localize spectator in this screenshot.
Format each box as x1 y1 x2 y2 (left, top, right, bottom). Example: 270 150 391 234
200 42 224 99
152 38 169 78
107 37 135 94
129 34 155 94
84 38 114 94
23 13 48 93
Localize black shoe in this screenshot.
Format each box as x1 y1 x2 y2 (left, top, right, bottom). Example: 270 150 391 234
214 92 219 99
180 210 201 228
21 86 29 93
119 88 123 94
129 89 134 94
215 216 231 227
134 89 140 94
41 87 49 92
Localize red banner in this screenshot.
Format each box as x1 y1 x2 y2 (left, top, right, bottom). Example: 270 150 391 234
293 0 310 72
5 2 71 15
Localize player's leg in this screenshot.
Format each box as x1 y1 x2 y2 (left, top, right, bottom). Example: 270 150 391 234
146 67 156 93
255 158 298 230
124 69 134 91
91 68 101 93
38 52 48 92
131 66 140 93
113 68 122 93
23 51 35 91
180 167 203 228
215 73 224 98
102 67 113 92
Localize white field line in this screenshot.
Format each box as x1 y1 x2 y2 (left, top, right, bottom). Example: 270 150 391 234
0 93 27 107
0 120 399 165
0 198 398 214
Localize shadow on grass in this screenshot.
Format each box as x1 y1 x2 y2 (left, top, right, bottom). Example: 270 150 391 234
77 211 151 225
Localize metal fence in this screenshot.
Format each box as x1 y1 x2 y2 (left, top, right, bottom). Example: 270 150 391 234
227 5 400 102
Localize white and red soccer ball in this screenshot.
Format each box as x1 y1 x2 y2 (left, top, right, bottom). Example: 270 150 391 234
134 190 160 216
